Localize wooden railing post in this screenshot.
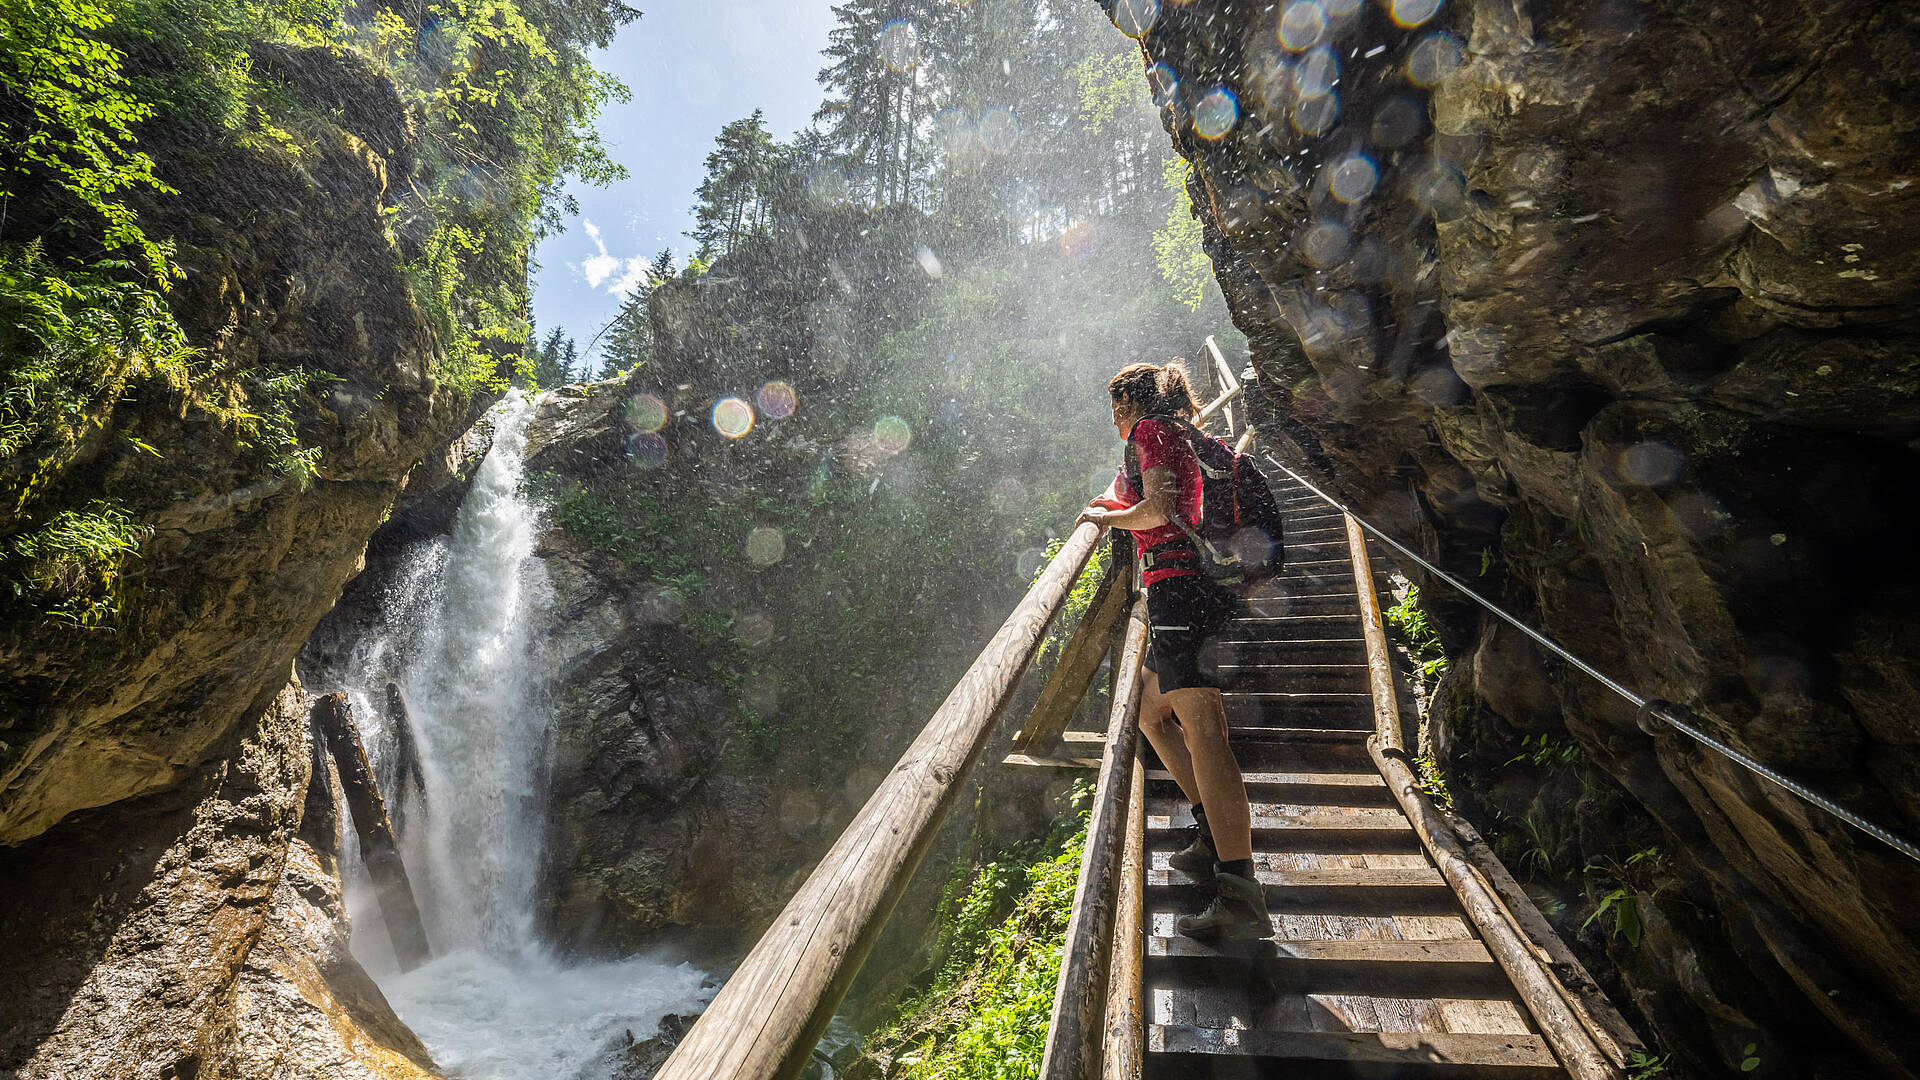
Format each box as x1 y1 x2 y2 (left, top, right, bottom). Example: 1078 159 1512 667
1039 589 1150 1080
654 522 1108 1080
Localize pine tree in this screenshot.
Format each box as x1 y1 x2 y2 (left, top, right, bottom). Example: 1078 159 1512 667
688 111 780 258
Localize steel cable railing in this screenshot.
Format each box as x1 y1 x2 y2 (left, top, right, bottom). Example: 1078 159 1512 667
1261 451 1920 865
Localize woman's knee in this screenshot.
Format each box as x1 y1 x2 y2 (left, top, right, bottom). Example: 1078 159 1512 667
1139 705 1180 739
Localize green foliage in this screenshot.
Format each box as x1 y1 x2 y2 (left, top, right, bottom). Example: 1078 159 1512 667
877 785 1091 1080
8 500 150 626
1034 535 1111 669
1412 753 1454 810
0 244 192 489
1581 887 1642 947
1580 846 1668 949
1503 733 1583 771
1628 1051 1671 1079
1384 585 1448 686
349 0 636 392
0 0 178 280
1071 48 1137 135
1153 157 1211 311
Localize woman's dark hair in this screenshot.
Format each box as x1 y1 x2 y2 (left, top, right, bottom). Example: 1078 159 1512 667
1108 359 1198 418
1157 359 1198 417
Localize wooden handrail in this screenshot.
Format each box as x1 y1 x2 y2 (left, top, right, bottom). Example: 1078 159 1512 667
1344 517 1622 1080
1100 754 1147 1080
1012 561 1128 753
1195 383 1240 424
1039 588 1150 1080
654 521 1109 1080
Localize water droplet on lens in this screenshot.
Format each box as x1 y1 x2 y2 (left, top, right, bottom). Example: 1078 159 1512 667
1407 31 1464 86
1278 0 1326 50
712 397 755 439
625 393 669 433
756 381 797 419
1291 91 1339 135
625 431 669 469
1618 441 1684 486
879 19 920 71
1299 220 1351 267
1194 88 1240 139
746 527 786 566
1147 62 1180 107
1114 0 1159 38
1329 154 1378 203
1060 220 1101 259
1293 46 1339 99
1390 0 1442 28
873 416 912 455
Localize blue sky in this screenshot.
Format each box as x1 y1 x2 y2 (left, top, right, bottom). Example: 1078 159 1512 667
529 2 839 356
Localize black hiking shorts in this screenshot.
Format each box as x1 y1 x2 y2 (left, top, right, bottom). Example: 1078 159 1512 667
1144 573 1239 693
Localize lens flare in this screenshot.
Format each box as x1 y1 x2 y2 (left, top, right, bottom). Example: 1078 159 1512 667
1278 0 1326 50
1407 31 1464 86
1293 46 1339 98
879 19 920 71
625 432 668 469
1147 62 1179 107
625 392 669 433
978 107 1019 155
1329 154 1379 203
1060 220 1101 260
1390 0 1442 28
756 381 797 419
1291 91 1339 136
1299 220 1351 268
1371 95 1425 147
745 526 786 566
1113 0 1159 38
736 611 775 648
712 397 754 438
1193 88 1240 139
873 416 912 455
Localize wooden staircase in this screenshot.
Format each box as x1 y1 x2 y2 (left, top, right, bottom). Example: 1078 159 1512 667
1137 480 1567 1079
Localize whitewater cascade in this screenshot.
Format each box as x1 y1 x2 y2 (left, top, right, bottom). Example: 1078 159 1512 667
333 392 710 1079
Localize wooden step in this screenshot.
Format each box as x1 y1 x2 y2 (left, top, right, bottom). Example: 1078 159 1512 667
1148 803 1418 852
1148 1026 1563 1079
1219 664 1372 693
1144 937 1504 995
1136 768 1397 803
1221 638 1368 663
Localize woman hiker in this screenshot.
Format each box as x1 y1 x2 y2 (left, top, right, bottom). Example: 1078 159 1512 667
1077 360 1271 940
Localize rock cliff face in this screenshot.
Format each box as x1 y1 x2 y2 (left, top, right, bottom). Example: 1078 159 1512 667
0 45 481 1078
1113 0 1920 1074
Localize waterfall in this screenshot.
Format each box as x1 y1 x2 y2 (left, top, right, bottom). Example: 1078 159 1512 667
334 392 711 1080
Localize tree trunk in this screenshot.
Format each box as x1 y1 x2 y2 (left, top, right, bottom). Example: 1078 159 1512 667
313 692 432 971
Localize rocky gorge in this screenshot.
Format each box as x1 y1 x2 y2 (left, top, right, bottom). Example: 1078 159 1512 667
0 40 491 1077
1113 0 1920 1074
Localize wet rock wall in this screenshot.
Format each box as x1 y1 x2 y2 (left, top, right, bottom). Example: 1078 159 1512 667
0 45 481 1078
1105 0 1920 1074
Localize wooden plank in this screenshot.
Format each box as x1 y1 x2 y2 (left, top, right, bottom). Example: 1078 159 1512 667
1002 752 1102 770
1101 756 1147 1080
654 522 1106 1080
1152 1024 1563 1074
1039 592 1150 1080
1012 563 1126 752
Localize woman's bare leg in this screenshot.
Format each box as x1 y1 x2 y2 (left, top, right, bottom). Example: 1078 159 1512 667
1137 669 1200 805
1162 685 1252 862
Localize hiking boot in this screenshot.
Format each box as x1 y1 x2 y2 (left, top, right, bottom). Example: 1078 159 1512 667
1176 870 1271 941
1166 822 1216 876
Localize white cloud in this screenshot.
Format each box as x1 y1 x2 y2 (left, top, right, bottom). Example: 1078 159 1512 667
607 258 652 297
574 217 650 295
